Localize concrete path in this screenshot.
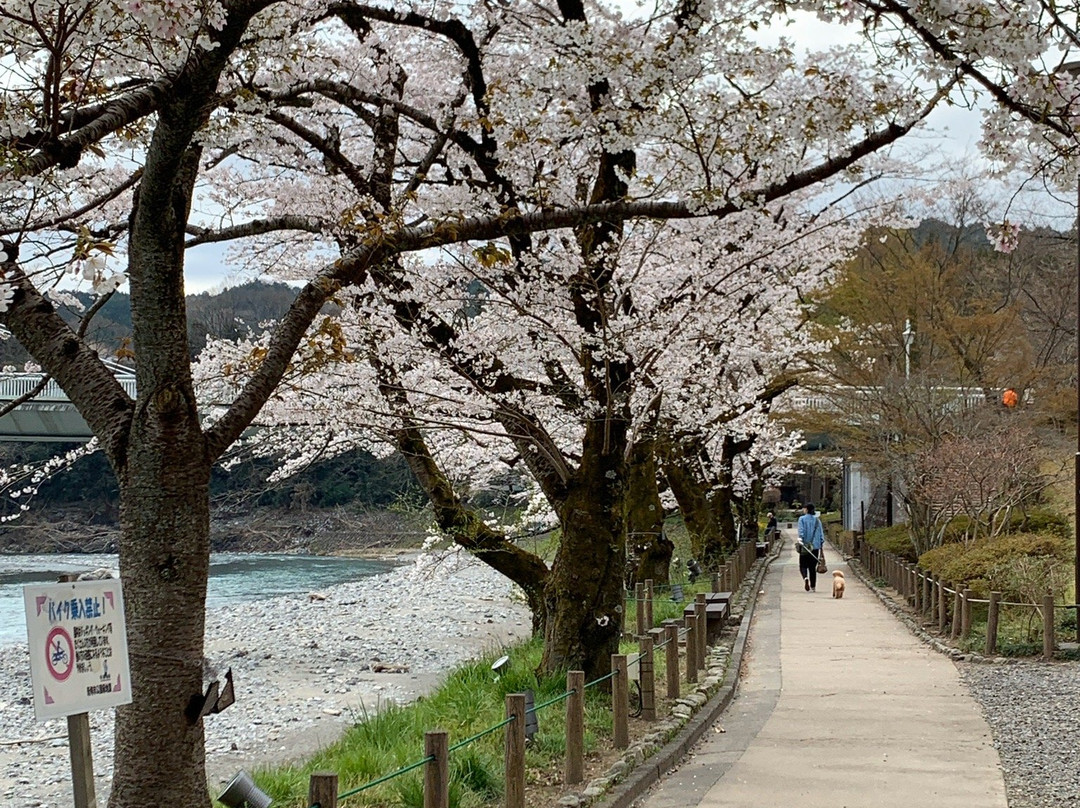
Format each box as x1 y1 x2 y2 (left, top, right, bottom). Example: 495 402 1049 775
635 531 1008 808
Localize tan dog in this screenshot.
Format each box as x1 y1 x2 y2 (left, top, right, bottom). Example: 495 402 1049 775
832 570 846 599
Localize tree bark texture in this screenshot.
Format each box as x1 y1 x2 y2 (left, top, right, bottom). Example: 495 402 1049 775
627 435 670 585
659 441 718 564
541 416 628 681
110 439 211 807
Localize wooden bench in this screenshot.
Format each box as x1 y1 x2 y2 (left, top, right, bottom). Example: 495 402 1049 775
683 593 731 643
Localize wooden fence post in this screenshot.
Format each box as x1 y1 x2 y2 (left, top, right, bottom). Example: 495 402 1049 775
684 614 697 683
309 772 338 808
694 596 707 668
639 634 656 721
664 623 680 700
986 592 1000 656
424 731 449 808
1043 596 1055 661
635 582 645 637
611 655 629 749
922 571 931 617
67 713 96 808
565 671 584 785
961 588 972 638
712 572 721 593
505 694 526 808
951 587 962 640
644 579 654 630
937 578 947 634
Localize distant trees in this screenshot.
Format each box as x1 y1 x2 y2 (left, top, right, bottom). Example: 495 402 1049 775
805 206 1073 550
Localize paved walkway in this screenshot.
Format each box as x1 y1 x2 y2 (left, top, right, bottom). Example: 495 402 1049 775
636 531 1008 808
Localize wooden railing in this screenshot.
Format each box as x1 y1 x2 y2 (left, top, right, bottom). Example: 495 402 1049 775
854 540 1068 661
302 537 771 808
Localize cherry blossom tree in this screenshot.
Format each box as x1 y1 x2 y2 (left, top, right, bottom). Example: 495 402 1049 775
3 0 1050 802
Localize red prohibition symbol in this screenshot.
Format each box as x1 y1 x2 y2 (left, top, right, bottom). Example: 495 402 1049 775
45 626 74 682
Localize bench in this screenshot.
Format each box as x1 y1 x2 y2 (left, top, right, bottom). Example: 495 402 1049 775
683 593 731 643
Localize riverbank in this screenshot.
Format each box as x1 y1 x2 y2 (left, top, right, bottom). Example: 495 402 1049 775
0 548 531 807
0 506 428 556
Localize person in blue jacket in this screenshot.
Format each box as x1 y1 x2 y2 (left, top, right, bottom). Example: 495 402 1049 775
796 503 825 592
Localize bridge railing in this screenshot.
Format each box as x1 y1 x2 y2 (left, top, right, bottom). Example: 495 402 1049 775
0 373 137 402
782 385 997 413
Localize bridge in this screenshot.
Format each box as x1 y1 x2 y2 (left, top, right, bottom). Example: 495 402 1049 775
0 364 136 442
783 385 997 413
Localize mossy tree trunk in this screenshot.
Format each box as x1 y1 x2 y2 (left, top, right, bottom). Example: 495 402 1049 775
541 416 628 681
627 404 670 585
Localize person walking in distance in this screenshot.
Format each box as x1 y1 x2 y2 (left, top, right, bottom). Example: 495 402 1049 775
797 503 825 592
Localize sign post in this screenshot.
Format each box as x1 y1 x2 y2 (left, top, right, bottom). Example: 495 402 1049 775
23 579 131 808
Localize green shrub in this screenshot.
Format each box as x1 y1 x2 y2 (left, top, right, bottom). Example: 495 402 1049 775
865 524 916 561
939 508 1070 544
918 532 1071 598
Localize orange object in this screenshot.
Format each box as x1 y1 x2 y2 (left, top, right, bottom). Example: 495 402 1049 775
1002 388 1018 408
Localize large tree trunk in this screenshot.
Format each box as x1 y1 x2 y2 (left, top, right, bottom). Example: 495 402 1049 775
541 417 627 681
627 434 670 585
709 480 738 568
109 131 214 805
660 439 723 565
735 461 765 541
112 435 210 806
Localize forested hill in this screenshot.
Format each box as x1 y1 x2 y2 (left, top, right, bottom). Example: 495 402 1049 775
0 280 422 548
0 280 301 367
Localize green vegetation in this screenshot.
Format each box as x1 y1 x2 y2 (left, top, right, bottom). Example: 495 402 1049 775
864 507 1072 602
919 532 1071 599
250 568 724 808
864 524 915 561
958 603 1077 655
252 637 606 808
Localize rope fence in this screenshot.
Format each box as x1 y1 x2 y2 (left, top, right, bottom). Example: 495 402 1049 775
301 536 773 808
854 538 1073 662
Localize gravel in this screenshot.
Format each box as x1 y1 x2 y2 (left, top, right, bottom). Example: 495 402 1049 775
960 661 1080 808
0 549 531 807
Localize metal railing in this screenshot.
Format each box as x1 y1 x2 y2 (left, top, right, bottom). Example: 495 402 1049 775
0 372 137 402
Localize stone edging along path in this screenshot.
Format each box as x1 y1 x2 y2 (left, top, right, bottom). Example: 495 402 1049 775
837 544 1024 667
555 538 784 808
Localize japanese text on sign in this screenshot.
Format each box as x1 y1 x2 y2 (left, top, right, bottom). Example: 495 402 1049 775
23 579 132 721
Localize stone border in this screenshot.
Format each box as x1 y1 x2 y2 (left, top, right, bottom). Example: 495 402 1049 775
554 538 783 808
841 548 1020 666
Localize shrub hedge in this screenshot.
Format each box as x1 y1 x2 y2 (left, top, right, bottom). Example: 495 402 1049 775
918 532 1071 599
864 524 916 561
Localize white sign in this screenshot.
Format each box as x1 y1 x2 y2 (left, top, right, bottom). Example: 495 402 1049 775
23 580 132 720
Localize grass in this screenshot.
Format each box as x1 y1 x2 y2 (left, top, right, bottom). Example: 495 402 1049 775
247 516 738 807
250 635 623 807
947 599 1080 657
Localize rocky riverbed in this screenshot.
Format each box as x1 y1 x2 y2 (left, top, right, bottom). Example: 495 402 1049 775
0 548 531 807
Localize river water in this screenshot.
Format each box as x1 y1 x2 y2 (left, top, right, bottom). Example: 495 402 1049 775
0 553 398 647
